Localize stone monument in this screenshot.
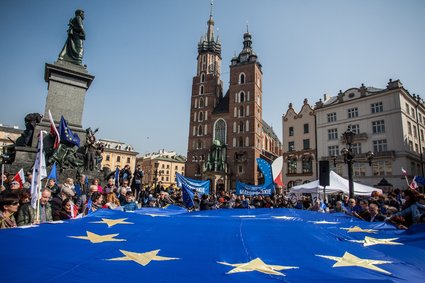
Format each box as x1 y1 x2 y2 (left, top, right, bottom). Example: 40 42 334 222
3 10 105 183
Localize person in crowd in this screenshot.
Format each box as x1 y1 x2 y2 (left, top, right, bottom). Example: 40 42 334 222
309 199 325 213
8 180 21 192
369 203 386 222
345 198 360 215
146 195 157 207
53 198 79 221
23 171 32 190
154 181 164 196
0 192 20 228
391 193 425 227
74 174 87 197
354 199 371 221
132 165 143 199
156 191 173 208
87 191 103 213
119 165 132 185
17 188 53 226
104 178 117 194
122 191 138 212
51 184 75 217
200 194 215 210
330 201 346 213
46 178 60 197
92 178 103 193
104 192 120 209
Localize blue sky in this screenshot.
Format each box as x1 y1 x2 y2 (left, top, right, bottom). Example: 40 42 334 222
1 0 424 156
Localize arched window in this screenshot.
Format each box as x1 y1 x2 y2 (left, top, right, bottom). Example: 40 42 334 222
239 106 244 117
197 140 202 149
214 119 226 144
239 73 245 84
198 125 203 136
199 98 205 108
201 73 205 83
239 121 244 132
199 85 204 95
199 112 204 122
238 137 244 147
240 92 245 102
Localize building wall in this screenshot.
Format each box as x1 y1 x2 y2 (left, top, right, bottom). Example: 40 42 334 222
99 139 138 174
282 100 317 187
315 80 425 189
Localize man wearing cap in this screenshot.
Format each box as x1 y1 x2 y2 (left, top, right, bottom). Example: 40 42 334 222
51 184 75 217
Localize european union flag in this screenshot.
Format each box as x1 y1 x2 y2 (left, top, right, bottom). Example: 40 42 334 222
181 183 194 209
1 208 424 282
47 162 57 182
58 116 80 147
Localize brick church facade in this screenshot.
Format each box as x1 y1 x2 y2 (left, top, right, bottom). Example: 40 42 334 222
185 9 282 193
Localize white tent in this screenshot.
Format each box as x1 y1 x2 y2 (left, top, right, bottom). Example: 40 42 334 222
290 171 382 196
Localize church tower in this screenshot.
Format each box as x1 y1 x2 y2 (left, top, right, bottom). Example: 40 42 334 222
227 29 263 185
186 4 223 178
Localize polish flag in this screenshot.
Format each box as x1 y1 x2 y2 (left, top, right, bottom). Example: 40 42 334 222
271 156 284 187
13 168 26 189
48 110 60 149
410 178 418 190
401 168 408 176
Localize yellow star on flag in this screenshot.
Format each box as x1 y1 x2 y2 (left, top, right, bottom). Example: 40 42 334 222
316 251 392 275
69 231 126 243
218 257 298 276
107 249 179 266
340 226 378 233
91 218 134 228
350 236 403 247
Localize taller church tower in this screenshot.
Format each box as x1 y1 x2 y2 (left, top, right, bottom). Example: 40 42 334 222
186 4 223 179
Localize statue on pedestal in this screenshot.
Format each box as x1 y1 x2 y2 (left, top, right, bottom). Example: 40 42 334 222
15 113 43 146
58 9 86 66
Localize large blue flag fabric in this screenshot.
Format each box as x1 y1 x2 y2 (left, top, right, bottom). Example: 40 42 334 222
1 207 424 282
176 173 210 195
58 115 80 147
181 183 195 209
236 158 275 196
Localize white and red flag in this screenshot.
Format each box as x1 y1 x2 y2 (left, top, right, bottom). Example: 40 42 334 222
48 110 60 149
271 156 284 187
13 168 25 188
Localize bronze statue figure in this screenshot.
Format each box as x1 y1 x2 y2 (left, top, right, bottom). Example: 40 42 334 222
58 9 86 66
15 113 43 146
84 127 98 171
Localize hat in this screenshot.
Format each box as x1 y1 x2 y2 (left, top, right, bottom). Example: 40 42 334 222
61 184 75 197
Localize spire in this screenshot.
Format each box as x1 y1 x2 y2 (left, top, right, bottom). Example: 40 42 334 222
207 0 214 42
197 1 221 57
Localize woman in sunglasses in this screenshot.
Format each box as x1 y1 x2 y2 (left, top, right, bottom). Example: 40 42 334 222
0 192 20 229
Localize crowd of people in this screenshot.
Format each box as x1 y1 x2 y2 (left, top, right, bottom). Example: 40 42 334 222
1 169 424 230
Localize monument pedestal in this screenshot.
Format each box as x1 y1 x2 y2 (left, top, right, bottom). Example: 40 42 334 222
32 61 95 147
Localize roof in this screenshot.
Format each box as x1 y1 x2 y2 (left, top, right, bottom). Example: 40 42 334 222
262 120 281 143
212 90 229 114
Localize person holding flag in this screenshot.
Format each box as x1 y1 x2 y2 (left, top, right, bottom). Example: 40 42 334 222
12 168 25 189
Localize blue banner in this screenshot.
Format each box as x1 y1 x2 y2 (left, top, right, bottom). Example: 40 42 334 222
176 173 210 195
1 208 424 282
236 158 275 196
58 116 80 147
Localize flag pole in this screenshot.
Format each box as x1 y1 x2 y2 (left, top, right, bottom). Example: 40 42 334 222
1 163 4 187
34 131 47 224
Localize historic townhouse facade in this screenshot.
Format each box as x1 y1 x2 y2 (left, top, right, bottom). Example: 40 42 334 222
282 99 317 188
315 79 424 189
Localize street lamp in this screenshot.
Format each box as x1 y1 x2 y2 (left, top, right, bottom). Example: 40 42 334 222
340 128 374 199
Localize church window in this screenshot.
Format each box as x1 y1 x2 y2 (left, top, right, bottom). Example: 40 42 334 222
239 121 244 132
198 125 203 136
197 140 202 149
201 73 205 83
239 73 245 84
199 112 204 122
240 92 245 102
214 119 226 144
199 98 204 108
238 137 244 147
239 106 244 117
199 85 204 95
